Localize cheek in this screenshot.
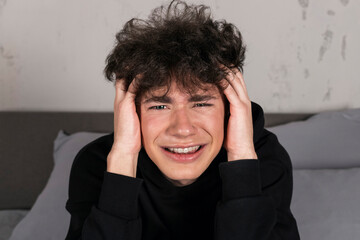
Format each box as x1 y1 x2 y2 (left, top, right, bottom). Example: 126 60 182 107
213 114 225 141
209 107 225 143
140 112 165 145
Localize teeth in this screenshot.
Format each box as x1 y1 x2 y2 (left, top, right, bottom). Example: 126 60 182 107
168 145 200 154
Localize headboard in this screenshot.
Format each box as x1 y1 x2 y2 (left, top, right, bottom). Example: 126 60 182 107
0 111 313 210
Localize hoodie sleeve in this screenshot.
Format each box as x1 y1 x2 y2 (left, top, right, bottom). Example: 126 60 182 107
64 135 143 240
214 103 300 240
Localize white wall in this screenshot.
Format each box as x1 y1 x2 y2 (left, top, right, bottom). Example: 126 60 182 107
1 0 359 113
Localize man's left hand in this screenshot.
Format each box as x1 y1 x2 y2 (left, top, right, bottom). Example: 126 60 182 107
222 67 258 161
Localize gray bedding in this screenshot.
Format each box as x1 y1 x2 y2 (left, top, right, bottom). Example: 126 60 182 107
0 210 28 240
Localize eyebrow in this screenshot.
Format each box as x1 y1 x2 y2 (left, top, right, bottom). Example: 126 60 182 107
143 95 172 104
143 94 217 104
188 95 217 102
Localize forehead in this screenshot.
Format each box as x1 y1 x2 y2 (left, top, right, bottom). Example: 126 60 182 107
142 82 220 99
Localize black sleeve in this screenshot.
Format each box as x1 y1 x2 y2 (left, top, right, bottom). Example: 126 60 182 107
214 130 300 240
65 136 143 240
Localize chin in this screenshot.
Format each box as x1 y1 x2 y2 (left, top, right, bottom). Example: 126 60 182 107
164 169 202 186
169 168 201 180
160 162 208 186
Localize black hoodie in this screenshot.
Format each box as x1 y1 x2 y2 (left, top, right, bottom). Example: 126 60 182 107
65 101 300 240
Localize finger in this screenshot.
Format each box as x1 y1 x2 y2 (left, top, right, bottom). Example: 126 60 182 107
222 78 242 108
220 66 243 104
225 68 249 101
123 78 137 101
232 68 249 96
115 79 127 103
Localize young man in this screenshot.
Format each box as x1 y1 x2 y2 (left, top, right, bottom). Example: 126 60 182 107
65 1 300 239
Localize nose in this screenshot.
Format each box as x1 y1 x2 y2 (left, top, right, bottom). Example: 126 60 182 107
167 108 196 138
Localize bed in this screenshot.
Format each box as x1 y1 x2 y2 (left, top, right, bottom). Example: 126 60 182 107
1 108 359 240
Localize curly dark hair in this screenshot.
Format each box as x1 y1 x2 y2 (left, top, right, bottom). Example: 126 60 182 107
104 0 246 103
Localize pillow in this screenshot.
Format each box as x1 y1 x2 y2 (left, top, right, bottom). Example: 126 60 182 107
0 210 28 240
291 167 360 240
268 108 360 169
9 130 107 240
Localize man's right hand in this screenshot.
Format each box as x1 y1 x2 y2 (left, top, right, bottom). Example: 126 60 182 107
107 79 141 178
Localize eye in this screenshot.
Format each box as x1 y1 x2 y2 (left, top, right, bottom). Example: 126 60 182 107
149 105 167 110
194 103 213 107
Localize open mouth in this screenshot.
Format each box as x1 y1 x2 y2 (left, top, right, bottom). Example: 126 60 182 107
163 145 203 154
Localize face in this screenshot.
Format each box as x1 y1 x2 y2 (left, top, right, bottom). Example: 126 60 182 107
140 82 225 186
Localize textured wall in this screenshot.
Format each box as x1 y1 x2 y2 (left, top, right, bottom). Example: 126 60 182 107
0 0 359 112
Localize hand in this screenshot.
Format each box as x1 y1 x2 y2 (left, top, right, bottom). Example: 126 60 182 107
107 79 141 177
222 68 258 161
